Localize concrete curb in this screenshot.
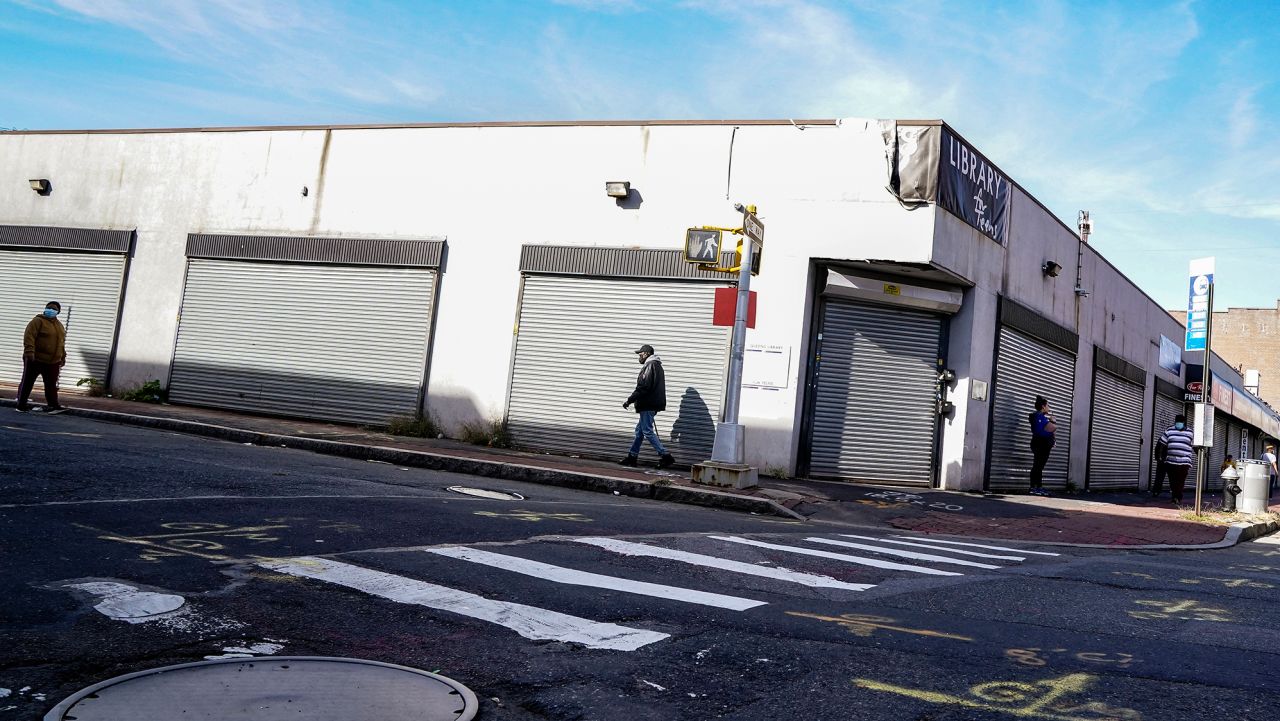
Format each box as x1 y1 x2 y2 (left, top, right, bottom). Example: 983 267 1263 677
857 517 1279 551
7 402 805 521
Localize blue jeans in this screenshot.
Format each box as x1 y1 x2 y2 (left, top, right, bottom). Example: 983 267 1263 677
629 411 668 456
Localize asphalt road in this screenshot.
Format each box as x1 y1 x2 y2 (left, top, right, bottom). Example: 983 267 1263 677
3 412 1280 720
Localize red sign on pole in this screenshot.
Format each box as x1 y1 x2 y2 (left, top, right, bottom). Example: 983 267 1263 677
713 287 756 328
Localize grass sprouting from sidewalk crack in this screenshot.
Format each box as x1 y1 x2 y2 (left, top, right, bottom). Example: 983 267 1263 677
1176 508 1280 526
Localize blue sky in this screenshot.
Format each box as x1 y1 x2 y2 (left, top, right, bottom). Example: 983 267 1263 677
2 0 1277 312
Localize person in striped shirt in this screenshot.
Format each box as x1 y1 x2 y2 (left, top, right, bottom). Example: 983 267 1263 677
1159 414 1195 504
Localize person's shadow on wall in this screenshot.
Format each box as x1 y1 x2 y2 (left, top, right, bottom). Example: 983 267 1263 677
670 386 715 461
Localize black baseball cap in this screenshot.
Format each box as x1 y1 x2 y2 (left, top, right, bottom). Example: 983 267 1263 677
45 301 61 311
634 344 655 355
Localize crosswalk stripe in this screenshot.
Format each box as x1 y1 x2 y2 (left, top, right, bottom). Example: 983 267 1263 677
809 538 1001 569
891 536 1061 556
572 537 875 591
838 535 1024 561
258 556 670 651
708 536 962 576
427 546 765 610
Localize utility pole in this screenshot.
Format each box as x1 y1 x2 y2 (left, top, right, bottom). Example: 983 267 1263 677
681 203 763 490
711 203 758 465
1193 283 1214 516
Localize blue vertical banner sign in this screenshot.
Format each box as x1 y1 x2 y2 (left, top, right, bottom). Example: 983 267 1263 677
1183 257 1215 351
937 127 1011 245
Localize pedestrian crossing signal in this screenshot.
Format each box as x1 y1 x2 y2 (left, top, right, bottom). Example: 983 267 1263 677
685 228 722 264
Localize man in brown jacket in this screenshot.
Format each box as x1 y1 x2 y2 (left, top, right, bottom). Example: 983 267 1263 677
16 301 68 413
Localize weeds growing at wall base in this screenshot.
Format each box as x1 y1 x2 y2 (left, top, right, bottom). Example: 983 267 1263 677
386 413 442 439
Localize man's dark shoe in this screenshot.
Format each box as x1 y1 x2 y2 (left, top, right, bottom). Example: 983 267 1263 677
619 455 638 466
14 405 31 413
659 454 676 469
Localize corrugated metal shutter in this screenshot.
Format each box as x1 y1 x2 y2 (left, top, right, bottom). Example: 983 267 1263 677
1150 391 1182 486
506 275 731 463
1206 411 1229 490
169 259 435 425
806 300 941 485
1228 423 1243 467
1087 369 1146 489
988 327 1076 491
0 249 125 387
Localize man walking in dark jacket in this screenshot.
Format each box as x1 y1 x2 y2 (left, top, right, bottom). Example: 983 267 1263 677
620 344 676 468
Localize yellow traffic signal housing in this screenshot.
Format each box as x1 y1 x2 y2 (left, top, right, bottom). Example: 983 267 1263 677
732 238 762 276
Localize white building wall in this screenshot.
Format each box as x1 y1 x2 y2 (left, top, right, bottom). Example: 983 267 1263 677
6 118 1270 478
0 120 935 472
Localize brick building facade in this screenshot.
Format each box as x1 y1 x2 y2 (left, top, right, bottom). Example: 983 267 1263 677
1170 300 1280 408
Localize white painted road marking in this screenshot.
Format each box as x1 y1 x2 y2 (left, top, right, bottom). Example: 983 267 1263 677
572 537 875 591
891 536 1061 556
204 640 286 660
809 538 1001 569
839 535 1024 561
428 546 766 610
707 536 962 576
66 581 186 623
258 556 669 651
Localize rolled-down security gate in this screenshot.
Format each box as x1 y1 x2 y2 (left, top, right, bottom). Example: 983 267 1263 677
1150 378 1184 488
1087 348 1147 490
987 299 1078 492
1228 422 1243 467
1206 411 1230 491
0 226 133 389
505 246 733 464
169 234 443 425
801 269 959 485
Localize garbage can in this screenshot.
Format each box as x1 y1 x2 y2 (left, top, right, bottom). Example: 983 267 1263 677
1237 459 1271 514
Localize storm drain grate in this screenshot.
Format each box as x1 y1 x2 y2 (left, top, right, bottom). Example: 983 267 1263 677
446 485 526 500
44 656 478 721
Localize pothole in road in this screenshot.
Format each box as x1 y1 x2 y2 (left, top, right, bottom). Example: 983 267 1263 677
445 486 526 501
45 657 478 721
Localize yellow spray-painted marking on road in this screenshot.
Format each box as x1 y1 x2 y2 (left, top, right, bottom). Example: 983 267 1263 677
855 500 910 510
472 510 592 523
1112 571 1274 589
853 673 1142 720
1006 648 1138 669
77 521 290 563
1127 599 1232 622
787 612 973 641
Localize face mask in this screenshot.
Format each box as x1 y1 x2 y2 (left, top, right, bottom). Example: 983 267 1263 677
43 308 58 318
1175 422 1185 430
637 355 646 365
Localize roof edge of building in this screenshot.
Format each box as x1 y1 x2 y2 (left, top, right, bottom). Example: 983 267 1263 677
0 118 854 136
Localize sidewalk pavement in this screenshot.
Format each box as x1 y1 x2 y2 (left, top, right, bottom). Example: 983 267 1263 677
5 391 1278 550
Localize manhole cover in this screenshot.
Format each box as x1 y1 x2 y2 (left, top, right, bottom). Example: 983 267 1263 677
44 657 478 721
446 485 525 500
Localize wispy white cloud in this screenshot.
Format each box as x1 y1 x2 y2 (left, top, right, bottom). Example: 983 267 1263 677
37 0 446 112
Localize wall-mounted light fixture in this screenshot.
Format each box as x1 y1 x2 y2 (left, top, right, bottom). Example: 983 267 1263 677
28 178 51 196
605 181 630 198
1041 260 1062 277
